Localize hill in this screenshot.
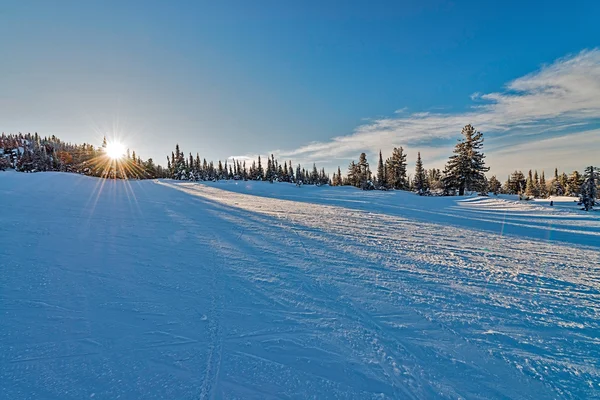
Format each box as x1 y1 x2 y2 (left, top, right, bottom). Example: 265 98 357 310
1 172 599 399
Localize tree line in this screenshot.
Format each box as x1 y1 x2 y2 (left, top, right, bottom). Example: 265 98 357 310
166 144 330 185
334 124 489 196
0 133 165 179
2 126 597 210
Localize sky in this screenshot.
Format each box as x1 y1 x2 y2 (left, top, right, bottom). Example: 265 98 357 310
1 0 599 178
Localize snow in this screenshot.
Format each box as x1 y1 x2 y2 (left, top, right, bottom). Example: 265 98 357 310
1 172 599 399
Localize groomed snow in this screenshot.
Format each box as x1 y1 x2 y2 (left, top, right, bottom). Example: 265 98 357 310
1 172 599 399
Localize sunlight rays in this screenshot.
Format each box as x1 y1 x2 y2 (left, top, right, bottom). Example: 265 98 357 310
105 141 126 160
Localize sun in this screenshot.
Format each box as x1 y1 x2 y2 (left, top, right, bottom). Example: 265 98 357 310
105 141 126 160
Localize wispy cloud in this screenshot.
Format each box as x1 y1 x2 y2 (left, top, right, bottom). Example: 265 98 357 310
488 128 600 176
271 49 600 175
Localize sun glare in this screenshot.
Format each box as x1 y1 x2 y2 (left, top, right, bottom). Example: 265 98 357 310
105 141 126 160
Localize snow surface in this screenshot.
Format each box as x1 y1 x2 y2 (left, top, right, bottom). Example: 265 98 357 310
1 172 599 399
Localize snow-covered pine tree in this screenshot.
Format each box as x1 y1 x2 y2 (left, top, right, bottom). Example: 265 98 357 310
173 144 187 180
310 164 319 185
560 173 569 194
580 166 598 211
525 170 536 198
296 164 302 184
567 170 583 196
413 152 427 194
427 168 443 190
376 150 386 189
288 161 294 182
266 157 272 182
282 162 289 182
217 160 224 180
347 161 358 187
539 171 548 198
488 175 501 195
387 147 407 190
356 153 372 189
442 124 489 195
256 156 264 180
195 154 201 179
550 168 563 196
319 167 328 185
331 166 341 186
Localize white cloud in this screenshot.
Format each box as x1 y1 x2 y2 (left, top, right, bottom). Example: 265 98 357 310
273 49 600 176
487 129 600 177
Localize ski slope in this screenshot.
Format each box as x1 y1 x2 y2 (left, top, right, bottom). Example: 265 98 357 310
1 172 599 399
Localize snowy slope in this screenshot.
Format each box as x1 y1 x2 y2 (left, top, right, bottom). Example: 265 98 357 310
200 180 600 248
1 172 599 399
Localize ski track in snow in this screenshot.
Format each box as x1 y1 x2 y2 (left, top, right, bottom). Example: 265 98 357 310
0 172 599 399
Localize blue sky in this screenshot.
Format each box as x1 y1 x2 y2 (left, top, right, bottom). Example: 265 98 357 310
1 0 599 177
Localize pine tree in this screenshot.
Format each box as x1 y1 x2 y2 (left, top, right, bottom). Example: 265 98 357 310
551 168 564 196
266 157 272 182
525 170 536 197
311 163 319 185
539 171 548 198
560 172 569 194
580 166 598 211
442 124 489 195
413 152 427 194
533 170 541 197
376 150 386 189
488 175 501 195
567 170 583 196
347 161 358 187
355 153 371 189
257 156 264 180
173 144 186 180
296 165 302 184
385 147 407 190
282 162 289 182
427 168 443 190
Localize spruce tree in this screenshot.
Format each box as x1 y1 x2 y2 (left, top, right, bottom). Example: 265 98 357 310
533 170 541 197
376 150 386 189
580 166 598 211
413 152 427 194
488 175 501 195
347 161 358 187
427 168 442 190
560 172 569 194
551 168 564 196
567 170 583 196
311 163 319 184
356 153 371 189
539 171 548 198
525 170 536 197
442 124 489 195
266 157 273 182
387 147 407 190
257 156 264 180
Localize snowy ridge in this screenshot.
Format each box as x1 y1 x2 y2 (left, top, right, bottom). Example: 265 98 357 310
1 172 599 399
